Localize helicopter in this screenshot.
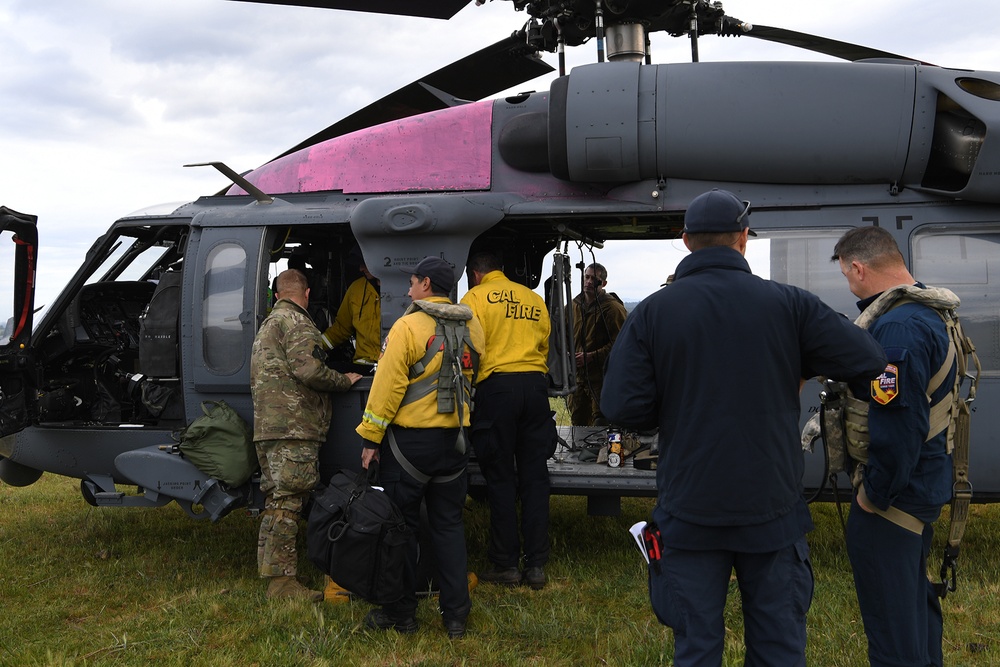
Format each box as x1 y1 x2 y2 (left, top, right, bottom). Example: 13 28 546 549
1 0 999 521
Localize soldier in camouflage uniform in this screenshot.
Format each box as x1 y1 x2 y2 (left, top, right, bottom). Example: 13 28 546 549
251 269 362 601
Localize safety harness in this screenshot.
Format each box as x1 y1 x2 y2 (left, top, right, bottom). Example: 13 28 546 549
804 284 980 598
387 299 480 484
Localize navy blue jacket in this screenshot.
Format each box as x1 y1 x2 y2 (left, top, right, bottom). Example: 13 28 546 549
852 291 954 522
602 247 887 529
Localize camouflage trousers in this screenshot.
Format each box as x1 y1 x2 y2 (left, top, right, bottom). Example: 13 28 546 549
255 439 321 578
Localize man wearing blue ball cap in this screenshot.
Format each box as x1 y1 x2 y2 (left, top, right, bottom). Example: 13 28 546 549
602 189 887 666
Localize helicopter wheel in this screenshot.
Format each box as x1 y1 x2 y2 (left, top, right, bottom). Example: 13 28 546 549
0 457 43 487
80 479 99 507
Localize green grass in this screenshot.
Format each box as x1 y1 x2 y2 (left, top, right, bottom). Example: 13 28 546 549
3 473 1000 666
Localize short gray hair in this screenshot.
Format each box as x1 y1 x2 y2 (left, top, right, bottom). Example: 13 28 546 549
831 227 904 269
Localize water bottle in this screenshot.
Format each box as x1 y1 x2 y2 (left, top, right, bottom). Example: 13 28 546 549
607 427 622 468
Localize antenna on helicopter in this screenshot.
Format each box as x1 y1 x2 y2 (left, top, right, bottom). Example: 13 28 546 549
554 17 566 76
688 1 699 62
185 162 274 204
594 0 606 63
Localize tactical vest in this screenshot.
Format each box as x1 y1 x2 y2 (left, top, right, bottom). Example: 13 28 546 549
386 300 480 484
398 300 480 421
805 284 980 597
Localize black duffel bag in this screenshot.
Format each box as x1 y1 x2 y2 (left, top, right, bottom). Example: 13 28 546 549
306 462 410 605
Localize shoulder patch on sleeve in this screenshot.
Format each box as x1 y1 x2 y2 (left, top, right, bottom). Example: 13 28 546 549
871 363 900 405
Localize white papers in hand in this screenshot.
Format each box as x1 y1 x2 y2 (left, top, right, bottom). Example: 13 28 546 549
629 520 649 564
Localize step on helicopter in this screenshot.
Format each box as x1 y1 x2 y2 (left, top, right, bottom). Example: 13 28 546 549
1 0 998 521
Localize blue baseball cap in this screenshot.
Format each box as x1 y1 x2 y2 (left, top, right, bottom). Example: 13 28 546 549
682 189 756 236
409 256 456 293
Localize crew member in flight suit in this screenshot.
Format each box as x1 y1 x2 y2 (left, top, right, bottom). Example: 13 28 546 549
601 190 887 666
833 226 955 667
321 247 382 374
358 256 484 639
462 251 557 590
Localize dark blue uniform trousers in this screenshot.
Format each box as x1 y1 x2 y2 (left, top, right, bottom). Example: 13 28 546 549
847 500 943 667
651 538 813 667
379 426 471 624
471 372 556 569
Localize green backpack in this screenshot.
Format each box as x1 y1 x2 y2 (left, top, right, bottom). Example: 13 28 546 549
177 401 257 487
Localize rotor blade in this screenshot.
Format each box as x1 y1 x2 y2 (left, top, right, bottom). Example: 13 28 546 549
270 34 554 161
228 0 473 20
735 22 932 65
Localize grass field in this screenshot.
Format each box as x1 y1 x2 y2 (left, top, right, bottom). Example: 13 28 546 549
2 472 1000 666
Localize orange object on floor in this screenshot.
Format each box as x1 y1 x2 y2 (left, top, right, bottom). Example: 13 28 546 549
324 576 352 603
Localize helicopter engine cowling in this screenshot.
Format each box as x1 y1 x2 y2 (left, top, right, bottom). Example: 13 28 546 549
548 60 916 185
533 60 1000 204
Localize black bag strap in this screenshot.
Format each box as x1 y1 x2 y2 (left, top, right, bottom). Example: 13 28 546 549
362 459 381 487
386 427 464 485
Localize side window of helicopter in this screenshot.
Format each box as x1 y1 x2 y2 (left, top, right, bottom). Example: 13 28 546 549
753 226 1000 375
749 228 857 318
912 227 1000 375
203 242 248 374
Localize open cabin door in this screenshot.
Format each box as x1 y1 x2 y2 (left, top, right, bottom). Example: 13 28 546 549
0 207 39 438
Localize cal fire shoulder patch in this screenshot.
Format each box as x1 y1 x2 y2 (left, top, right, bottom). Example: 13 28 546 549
871 363 900 405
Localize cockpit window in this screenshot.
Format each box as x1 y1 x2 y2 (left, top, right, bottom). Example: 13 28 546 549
85 236 173 285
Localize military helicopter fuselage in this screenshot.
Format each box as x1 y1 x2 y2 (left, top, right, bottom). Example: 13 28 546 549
2 55 1000 520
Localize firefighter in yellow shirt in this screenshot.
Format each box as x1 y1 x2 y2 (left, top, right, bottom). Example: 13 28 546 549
461 251 557 590
358 256 484 639
321 249 381 374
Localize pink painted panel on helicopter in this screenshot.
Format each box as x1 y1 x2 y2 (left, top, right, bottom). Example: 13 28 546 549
236 102 494 195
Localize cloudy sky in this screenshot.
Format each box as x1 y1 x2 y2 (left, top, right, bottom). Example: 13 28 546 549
3 0 1000 309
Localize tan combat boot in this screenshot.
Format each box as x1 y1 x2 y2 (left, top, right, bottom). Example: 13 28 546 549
266 575 323 602
323 576 351 604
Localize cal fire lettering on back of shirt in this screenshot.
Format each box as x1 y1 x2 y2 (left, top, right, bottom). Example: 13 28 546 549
487 289 542 321
506 301 542 321
486 289 517 304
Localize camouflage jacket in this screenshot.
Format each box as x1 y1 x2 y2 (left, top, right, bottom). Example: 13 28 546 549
251 298 354 441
